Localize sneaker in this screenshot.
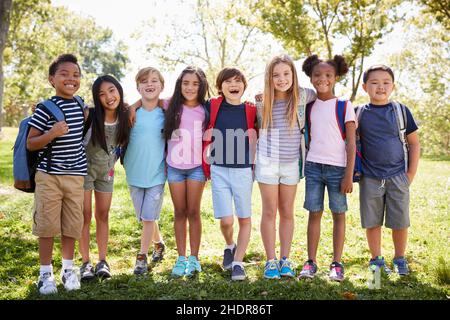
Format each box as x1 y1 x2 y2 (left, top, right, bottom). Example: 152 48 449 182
151 242 166 263
264 259 281 279
134 253 148 275
329 261 345 282
95 260 111 279
80 262 95 281
37 272 57 295
231 264 246 281
171 256 188 278
393 257 409 276
279 257 295 277
369 256 392 274
222 245 236 271
186 255 202 277
61 269 81 291
299 259 318 279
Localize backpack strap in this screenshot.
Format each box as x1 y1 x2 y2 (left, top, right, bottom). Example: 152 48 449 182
40 100 65 122
304 100 315 149
208 96 223 130
335 99 347 140
244 101 258 166
39 99 66 171
392 101 409 172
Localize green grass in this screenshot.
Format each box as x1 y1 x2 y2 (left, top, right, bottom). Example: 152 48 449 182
0 127 449 300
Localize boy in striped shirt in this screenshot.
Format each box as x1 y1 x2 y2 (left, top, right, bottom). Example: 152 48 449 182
27 54 87 295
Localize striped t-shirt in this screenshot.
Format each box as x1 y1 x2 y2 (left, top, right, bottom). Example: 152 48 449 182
28 96 87 176
257 99 302 163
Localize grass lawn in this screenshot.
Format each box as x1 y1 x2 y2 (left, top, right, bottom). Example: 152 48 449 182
0 127 449 300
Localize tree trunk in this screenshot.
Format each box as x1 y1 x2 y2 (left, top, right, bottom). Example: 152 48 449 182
0 0 13 132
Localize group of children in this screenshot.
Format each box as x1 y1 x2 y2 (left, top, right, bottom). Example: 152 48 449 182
26 52 419 295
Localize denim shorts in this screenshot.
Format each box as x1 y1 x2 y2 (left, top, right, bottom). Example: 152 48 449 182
303 161 347 213
129 184 164 222
255 155 300 185
210 165 253 219
167 165 205 183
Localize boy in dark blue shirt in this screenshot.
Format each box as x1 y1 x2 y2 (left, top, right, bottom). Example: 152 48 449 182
358 65 420 276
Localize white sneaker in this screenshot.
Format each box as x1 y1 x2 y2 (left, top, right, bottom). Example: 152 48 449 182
61 268 81 291
37 272 58 295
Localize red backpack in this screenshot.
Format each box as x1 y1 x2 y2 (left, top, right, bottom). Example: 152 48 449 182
202 96 257 179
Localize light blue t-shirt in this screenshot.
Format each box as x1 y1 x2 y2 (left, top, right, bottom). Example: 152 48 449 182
124 107 166 188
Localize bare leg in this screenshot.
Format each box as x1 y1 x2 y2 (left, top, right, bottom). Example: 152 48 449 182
278 184 297 259
39 237 54 265
186 179 205 258
220 216 234 246
307 211 323 262
94 191 112 261
259 183 278 260
366 226 382 259
79 190 93 263
392 228 408 258
331 212 346 262
234 217 251 262
140 221 155 255
169 182 187 257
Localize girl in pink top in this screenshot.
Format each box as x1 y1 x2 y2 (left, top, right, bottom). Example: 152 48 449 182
298 55 356 282
163 66 210 278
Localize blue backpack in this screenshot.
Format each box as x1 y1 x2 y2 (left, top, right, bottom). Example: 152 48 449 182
13 96 85 192
305 99 362 182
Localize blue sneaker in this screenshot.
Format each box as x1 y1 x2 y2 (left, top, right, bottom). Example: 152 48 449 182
186 256 202 277
264 259 281 279
393 257 409 276
279 257 295 277
369 256 392 274
171 256 188 278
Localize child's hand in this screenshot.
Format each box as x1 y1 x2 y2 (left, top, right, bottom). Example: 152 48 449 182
128 106 136 127
340 175 353 194
255 92 263 102
50 121 69 138
406 172 414 184
31 104 37 113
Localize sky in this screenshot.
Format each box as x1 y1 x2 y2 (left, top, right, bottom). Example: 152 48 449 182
51 0 408 102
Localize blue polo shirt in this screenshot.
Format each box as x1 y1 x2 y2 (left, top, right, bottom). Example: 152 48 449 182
359 102 418 179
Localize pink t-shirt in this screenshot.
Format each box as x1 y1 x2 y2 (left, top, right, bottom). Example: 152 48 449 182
165 102 205 170
306 98 356 167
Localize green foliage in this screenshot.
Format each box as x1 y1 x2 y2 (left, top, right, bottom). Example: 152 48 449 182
387 14 450 156
418 0 450 30
248 0 402 100
3 0 129 126
0 127 449 300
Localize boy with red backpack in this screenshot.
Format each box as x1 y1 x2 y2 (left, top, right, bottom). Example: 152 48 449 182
202 67 257 281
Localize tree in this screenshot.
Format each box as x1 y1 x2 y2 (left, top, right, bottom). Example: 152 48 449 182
418 0 450 29
0 0 13 132
135 0 282 94
3 1 129 126
248 0 402 101
387 13 449 156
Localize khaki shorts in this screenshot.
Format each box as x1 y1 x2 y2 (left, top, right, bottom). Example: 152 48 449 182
32 171 84 238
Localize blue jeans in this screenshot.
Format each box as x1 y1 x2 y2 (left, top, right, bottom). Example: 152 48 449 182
303 161 347 213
